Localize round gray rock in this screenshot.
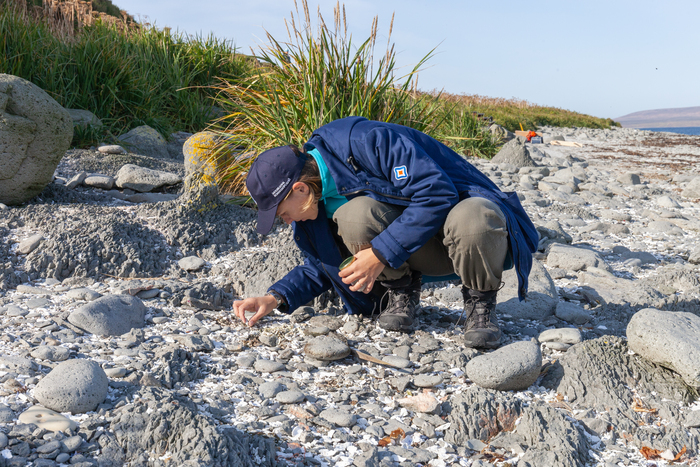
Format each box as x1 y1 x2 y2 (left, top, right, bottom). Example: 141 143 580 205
30 345 70 362
413 374 443 388
259 381 285 398
465 338 542 391
117 125 168 159
0 74 73 205
67 294 146 336
627 308 700 387
33 359 108 414
304 334 350 361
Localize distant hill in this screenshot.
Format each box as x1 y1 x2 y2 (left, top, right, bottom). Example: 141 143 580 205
616 106 700 128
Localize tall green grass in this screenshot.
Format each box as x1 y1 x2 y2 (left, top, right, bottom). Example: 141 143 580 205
0 1 250 142
210 0 473 193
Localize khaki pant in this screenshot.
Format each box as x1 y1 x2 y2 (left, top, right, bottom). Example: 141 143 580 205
332 196 508 292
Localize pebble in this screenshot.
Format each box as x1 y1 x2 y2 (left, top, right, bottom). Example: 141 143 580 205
303 334 350 361
65 287 102 301
30 346 70 362
259 381 285 398
98 144 127 154
0 432 7 449
253 359 285 373
413 374 443 388
178 256 205 271
538 328 582 345
397 393 441 414
275 390 305 404
320 408 357 427
555 302 592 325
104 367 127 378
83 174 115 189
18 233 43 254
18 406 77 432
382 355 411 368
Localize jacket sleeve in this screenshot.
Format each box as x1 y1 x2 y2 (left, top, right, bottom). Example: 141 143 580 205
360 128 460 268
267 257 332 313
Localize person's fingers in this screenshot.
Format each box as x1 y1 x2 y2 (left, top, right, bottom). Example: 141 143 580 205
248 302 268 327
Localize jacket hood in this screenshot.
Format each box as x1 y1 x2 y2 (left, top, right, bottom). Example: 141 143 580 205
305 116 367 158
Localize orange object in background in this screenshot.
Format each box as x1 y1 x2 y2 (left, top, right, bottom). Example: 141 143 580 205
526 131 538 142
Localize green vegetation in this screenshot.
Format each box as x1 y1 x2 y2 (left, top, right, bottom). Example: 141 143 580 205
1 0 250 143
432 92 620 133
1 0 617 194
211 2 442 193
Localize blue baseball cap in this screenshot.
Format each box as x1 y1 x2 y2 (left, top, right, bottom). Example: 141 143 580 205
246 145 306 235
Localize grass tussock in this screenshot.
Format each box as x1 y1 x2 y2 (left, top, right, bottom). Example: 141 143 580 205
210 0 444 193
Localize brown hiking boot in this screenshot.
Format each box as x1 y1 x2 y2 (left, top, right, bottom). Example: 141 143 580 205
376 272 421 332
462 287 501 349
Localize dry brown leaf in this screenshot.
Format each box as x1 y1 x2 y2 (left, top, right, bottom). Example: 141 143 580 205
390 428 405 439
640 446 662 460
377 437 392 447
673 446 687 461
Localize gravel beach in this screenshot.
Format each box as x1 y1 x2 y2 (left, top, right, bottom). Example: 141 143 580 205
0 126 699 467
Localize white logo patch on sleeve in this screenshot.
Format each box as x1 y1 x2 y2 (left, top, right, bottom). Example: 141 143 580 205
393 165 408 180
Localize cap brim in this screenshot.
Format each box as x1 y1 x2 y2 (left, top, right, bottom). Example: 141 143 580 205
256 206 278 235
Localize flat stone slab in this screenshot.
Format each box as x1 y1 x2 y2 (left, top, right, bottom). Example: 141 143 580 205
66 288 102 301
627 308 700 387
16 285 52 295
253 359 285 373
538 328 582 345
547 243 611 272
497 259 557 320
115 164 181 193
555 302 592 325
18 234 43 254
18 405 77 432
68 294 146 336
33 359 108 414
98 145 126 154
304 334 350 361
466 339 542 391
178 256 205 272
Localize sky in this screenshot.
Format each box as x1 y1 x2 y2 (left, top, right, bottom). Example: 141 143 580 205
115 0 700 119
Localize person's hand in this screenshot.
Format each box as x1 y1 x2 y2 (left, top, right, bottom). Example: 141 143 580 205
232 295 277 327
338 248 385 294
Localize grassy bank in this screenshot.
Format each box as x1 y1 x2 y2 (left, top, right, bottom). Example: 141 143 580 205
1 0 250 143
2 0 617 192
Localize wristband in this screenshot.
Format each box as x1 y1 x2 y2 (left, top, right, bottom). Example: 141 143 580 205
268 290 289 313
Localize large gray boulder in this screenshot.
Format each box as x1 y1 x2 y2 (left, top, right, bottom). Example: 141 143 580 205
0 74 73 205
68 294 146 336
67 109 102 129
117 124 168 159
115 164 181 193
681 176 700 199
627 308 700 387
546 243 611 272
491 138 537 167
33 359 108 414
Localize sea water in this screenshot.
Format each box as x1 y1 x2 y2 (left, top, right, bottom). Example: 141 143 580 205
641 127 700 136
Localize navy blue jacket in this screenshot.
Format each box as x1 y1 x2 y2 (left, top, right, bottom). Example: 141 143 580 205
269 117 539 314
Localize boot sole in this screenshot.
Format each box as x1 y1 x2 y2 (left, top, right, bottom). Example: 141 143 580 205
463 332 501 349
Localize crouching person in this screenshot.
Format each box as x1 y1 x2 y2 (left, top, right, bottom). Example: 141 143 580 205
232 116 538 349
